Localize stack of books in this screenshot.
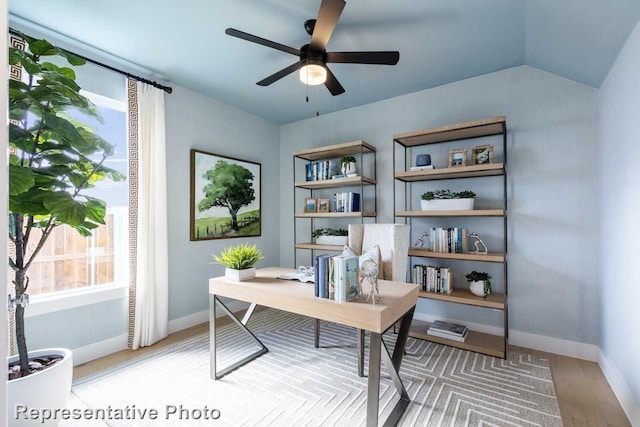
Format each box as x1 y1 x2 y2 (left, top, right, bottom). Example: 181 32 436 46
427 320 468 342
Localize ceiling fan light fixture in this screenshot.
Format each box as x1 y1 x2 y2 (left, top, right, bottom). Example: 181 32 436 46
299 63 327 85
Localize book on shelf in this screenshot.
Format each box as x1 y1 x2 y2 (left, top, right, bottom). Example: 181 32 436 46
428 320 468 337
305 160 341 182
333 192 360 212
413 264 452 293
428 227 467 254
427 328 468 342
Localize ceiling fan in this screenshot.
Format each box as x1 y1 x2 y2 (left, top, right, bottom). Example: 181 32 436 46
225 0 400 96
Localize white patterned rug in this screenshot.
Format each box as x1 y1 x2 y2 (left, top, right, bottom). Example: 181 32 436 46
73 309 562 426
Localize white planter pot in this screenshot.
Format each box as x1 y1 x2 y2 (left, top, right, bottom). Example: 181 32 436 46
8 348 73 426
225 267 256 281
469 280 491 297
421 198 475 211
315 235 348 246
341 162 356 175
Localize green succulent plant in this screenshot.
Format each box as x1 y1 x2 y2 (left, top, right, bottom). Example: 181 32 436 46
311 228 348 240
421 189 476 200
340 155 356 167
212 243 263 270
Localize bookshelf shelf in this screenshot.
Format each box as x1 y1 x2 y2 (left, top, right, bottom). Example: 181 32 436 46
417 289 505 309
294 243 344 251
396 209 505 217
408 249 505 263
409 319 505 358
394 116 508 359
295 176 376 189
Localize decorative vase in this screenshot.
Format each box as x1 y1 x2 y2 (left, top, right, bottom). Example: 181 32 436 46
469 280 490 297
225 267 256 281
421 198 474 211
341 162 356 175
8 348 73 426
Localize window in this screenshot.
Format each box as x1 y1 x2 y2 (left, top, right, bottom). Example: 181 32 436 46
26 91 129 295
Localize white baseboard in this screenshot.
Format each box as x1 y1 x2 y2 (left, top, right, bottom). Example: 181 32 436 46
72 301 250 366
168 300 250 334
72 333 128 366
599 350 640 426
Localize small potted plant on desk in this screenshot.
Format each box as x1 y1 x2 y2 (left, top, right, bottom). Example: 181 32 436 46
213 243 264 281
421 189 476 211
465 271 492 297
312 228 348 246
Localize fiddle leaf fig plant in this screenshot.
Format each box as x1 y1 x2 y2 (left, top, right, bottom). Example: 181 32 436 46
8 32 125 377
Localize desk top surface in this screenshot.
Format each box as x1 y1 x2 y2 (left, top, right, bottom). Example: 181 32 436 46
210 267 418 333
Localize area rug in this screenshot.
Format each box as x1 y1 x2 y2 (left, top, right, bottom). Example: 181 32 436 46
72 309 562 426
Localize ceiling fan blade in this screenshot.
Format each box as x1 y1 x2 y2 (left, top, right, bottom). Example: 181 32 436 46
324 67 345 96
310 0 346 51
257 61 303 86
326 51 400 65
226 28 301 56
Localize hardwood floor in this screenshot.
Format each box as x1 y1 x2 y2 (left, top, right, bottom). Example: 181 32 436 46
73 321 631 426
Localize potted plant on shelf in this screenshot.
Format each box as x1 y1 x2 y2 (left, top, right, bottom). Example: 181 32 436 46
8 32 125 422
340 155 357 176
312 228 348 245
465 271 492 297
213 243 264 281
421 189 476 211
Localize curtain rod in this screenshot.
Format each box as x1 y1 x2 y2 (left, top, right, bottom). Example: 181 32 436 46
9 28 173 94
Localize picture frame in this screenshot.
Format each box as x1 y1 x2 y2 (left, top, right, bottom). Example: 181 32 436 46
472 144 494 165
190 149 261 241
317 198 330 213
304 197 318 213
448 149 467 167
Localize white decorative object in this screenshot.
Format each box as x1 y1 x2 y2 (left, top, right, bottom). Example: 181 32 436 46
469 232 488 254
341 161 356 175
421 198 474 211
360 259 380 304
225 267 256 281
469 280 490 297
8 348 73 427
316 235 348 246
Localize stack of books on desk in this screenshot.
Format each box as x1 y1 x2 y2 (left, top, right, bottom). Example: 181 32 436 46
427 320 468 342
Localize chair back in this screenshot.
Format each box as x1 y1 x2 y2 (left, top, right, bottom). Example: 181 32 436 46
348 223 410 281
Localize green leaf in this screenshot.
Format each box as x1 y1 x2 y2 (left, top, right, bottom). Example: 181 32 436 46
58 49 86 66
9 164 35 195
28 39 58 56
42 62 76 80
43 192 87 226
84 197 107 224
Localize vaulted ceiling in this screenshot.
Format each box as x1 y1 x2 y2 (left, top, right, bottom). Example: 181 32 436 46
9 0 640 124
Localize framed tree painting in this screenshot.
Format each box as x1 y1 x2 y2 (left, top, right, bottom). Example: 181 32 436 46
190 149 261 240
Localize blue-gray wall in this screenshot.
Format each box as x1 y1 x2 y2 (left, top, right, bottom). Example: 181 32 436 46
599 20 640 409
164 85 280 321
280 65 600 344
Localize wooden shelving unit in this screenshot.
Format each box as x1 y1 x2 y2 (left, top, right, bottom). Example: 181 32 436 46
293 140 376 266
393 116 508 359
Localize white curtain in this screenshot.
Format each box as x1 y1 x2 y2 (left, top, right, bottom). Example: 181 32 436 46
130 81 169 349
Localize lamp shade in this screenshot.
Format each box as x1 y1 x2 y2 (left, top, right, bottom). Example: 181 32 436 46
299 64 327 85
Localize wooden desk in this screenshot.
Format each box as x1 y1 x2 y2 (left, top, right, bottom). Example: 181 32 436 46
209 267 418 427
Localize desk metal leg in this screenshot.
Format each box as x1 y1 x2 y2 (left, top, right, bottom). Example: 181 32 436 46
367 332 382 427
209 296 268 380
314 318 320 348
366 306 415 427
358 328 365 377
